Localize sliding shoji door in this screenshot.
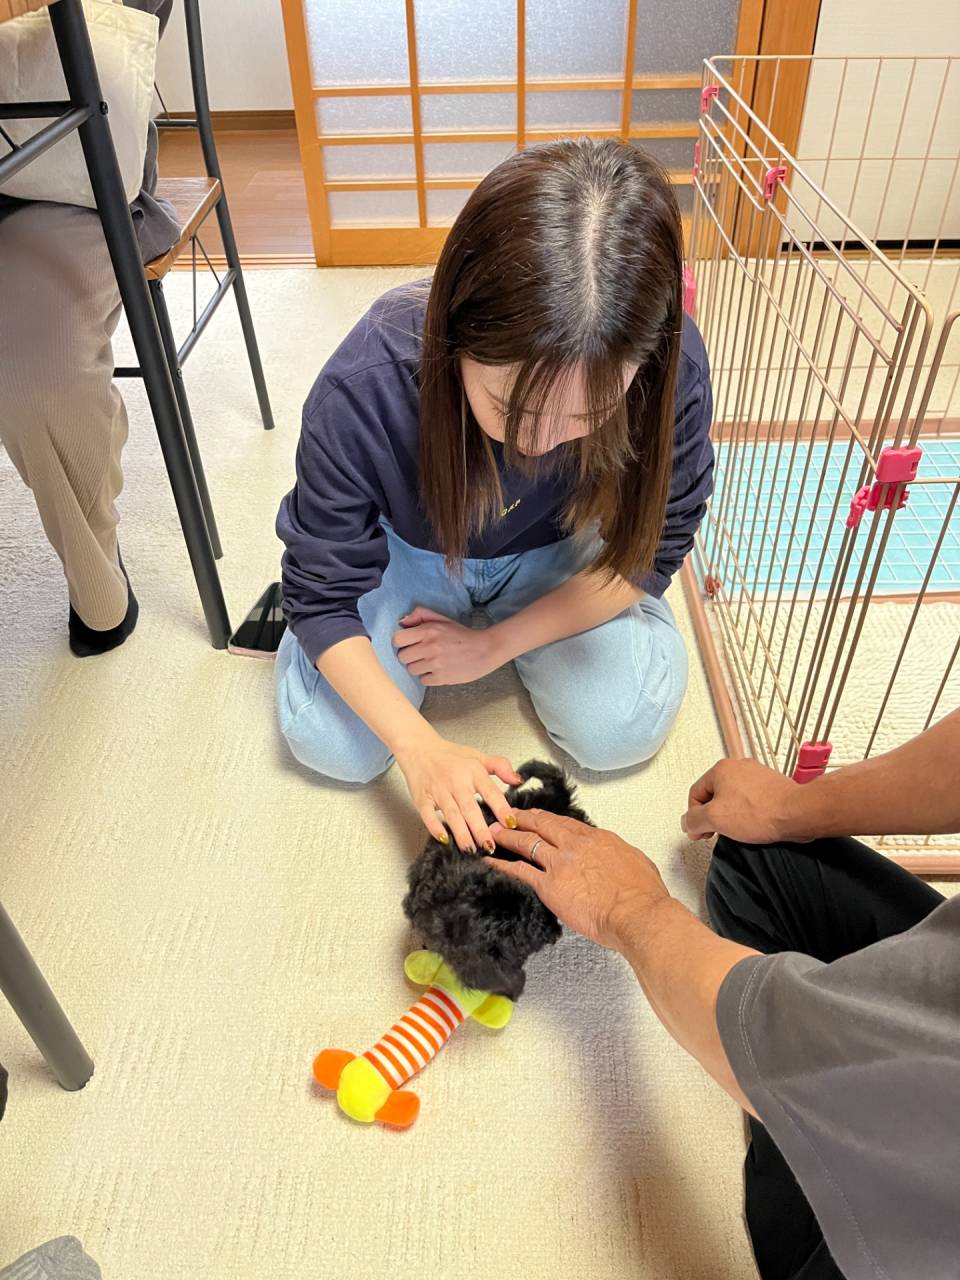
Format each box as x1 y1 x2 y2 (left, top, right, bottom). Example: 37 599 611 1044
281 0 742 267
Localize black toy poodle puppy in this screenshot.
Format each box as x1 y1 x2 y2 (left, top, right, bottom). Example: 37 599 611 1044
403 760 591 1001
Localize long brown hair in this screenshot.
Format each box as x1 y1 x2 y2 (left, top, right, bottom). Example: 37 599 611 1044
419 137 683 581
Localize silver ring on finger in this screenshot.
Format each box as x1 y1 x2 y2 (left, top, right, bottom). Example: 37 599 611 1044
529 838 544 862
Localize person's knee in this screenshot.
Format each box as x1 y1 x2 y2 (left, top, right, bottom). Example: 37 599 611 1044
557 660 687 772
276 647 393 784
712 833 744 862
704 836 741 933
559 709 668 772
706 834 787 940
282 722 392 785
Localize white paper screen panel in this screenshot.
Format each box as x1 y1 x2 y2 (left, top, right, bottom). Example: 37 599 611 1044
414 0 517 82
634 0 738 75
634 136 697 170
316 97 413 135
306 0 409 85
328 190 420 227
525 0 626 79
427 187 473 226
419 94 517 131
632 88 702 123
526 91 621 129
323 145 417 180
424 141 518 178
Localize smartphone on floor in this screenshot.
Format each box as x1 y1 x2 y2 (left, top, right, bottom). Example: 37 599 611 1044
228 582 286 658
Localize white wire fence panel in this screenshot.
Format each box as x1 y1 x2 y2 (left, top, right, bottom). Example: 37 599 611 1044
685 55 960 859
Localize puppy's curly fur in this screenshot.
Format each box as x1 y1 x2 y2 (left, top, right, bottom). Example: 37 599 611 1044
402 760 591 1000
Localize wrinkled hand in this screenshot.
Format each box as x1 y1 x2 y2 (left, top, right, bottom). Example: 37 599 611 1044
395 733 521 853
393 606 503 687
681 757 802 843
486 810 670 952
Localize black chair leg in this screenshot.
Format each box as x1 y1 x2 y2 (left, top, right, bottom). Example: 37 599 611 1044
0 901 94 1091
217 198 275 432
50 0 231 649
150 278 224 560
183 0 274 432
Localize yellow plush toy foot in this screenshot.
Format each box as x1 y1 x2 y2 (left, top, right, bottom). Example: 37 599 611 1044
312 951 513 1128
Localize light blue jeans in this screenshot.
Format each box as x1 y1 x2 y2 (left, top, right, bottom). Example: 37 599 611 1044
276 525 688 782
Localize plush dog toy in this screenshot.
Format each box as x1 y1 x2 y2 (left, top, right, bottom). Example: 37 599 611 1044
313 949 513 1128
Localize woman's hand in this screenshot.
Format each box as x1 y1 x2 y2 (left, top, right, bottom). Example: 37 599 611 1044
486 810 671 952
395 730 521 853
393 606 504 686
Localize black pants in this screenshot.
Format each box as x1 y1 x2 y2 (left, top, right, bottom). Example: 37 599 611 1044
705 834 944 1280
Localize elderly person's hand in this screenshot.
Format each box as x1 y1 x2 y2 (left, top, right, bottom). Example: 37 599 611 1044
489 807 759 1120
486 809 671 951
680 757 802 843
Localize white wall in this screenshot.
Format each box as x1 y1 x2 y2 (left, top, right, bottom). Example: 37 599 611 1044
154 0 292 112
791 0 960 241
809 0 960 57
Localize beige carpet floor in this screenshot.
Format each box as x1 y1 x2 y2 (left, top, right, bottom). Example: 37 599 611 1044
0 267 759 1279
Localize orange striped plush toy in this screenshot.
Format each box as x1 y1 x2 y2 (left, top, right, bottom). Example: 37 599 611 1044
313 950 514 1128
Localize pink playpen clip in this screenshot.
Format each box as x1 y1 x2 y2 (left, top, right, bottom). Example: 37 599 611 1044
762 165 788 200
700 84 719 113
792 741 832 785
682 264 697 317
846 446 923 529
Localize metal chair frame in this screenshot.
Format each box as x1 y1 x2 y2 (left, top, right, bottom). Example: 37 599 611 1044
115 0 275 564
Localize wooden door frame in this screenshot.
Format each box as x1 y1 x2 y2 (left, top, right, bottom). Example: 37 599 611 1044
727 0 823 257
281 0 821 268
735 0 822 156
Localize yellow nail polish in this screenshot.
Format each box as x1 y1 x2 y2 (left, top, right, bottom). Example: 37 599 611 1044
506 815 518 829
438 831 449 845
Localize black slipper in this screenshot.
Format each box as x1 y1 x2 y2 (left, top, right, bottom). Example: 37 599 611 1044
69 554 139 658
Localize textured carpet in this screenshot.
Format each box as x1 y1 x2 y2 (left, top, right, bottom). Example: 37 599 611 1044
0 269 758 1278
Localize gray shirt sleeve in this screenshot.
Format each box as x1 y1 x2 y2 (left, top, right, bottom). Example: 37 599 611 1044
716 894 960 1280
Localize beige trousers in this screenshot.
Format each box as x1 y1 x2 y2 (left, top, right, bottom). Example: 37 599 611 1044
0 202 129 629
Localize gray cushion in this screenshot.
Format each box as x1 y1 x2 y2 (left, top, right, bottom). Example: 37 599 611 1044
0 1238 101 1280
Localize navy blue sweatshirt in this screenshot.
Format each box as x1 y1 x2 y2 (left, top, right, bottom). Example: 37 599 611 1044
278 286 714 665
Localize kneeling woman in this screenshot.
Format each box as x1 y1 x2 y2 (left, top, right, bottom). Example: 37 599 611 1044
276 138 713 856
